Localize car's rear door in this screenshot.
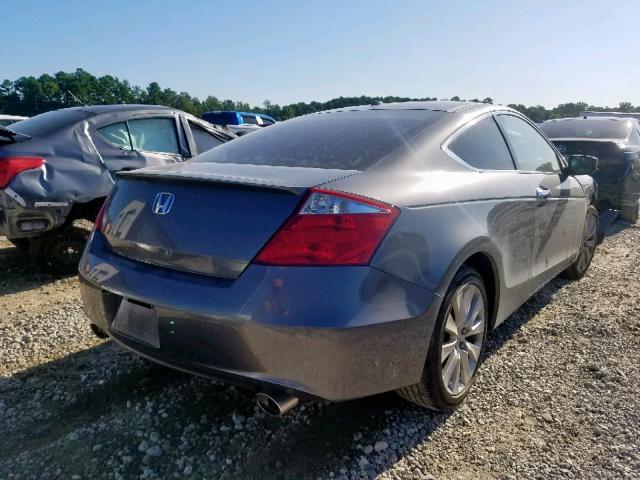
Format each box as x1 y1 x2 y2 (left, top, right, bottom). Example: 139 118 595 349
495 114 584 280
127 115 186 166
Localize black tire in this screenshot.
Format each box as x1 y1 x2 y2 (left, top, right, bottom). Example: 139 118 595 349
397 265 488 411
29 219 94 276
562 205 598 280
8 238 30 253
620 200 639 224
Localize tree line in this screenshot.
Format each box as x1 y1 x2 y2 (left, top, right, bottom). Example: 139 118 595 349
1 68 639 123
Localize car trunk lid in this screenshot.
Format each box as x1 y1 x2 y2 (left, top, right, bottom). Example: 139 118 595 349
553 139 632 181
101 162 359 278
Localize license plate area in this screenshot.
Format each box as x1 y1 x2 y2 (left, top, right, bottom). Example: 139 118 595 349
111 298 160 348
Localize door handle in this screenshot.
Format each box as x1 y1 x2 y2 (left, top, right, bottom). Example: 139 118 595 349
536 187 551 200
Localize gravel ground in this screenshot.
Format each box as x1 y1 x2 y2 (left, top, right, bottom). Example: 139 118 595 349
1 222 639 480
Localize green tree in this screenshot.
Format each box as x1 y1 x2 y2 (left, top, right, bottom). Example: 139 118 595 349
618 101 633 112
1 68 639 124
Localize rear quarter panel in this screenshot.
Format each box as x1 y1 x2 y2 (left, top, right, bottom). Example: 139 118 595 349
328 167 539 326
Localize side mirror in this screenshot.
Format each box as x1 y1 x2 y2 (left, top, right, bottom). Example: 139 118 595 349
566 154 598 176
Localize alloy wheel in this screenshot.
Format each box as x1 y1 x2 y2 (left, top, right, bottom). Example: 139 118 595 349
441 283 485 396
576 211 598 273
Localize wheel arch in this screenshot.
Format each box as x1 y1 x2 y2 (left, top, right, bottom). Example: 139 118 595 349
436 239 503 331
65 196 106 225
462 252 500 330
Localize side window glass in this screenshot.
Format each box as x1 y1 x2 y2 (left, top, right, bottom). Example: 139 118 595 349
188 121 222 155
128 118 180 154
97 122 132 150
241 115 259 125
497 115 561 173
628 127 640 145
447 117 514 170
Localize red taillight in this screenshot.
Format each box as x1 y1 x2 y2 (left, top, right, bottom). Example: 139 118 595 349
0 156 45 189
254 188 399 266
94 197 109 232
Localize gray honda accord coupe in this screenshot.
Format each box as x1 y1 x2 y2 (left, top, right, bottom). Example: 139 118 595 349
80 101 599 413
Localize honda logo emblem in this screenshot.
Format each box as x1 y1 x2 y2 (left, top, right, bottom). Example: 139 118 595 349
152 192 175 215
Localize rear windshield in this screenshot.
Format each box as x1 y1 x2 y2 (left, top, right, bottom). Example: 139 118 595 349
6 109 93 137
195 109 445 170
540 119 631 140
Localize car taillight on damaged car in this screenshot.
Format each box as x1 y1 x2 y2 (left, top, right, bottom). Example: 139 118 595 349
93 196 111 232
254 188 399 266
0 157 45 188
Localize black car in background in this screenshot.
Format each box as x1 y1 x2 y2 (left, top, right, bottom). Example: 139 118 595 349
541 116 640 223
0 105 234 273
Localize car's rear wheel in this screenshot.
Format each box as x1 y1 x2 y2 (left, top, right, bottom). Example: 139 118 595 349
397 266 488 410
562 205 598 280
30 219 93 275
620 199 639 224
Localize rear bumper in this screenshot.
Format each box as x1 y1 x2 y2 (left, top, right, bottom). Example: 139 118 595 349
0 189 69 238
79 233 441 401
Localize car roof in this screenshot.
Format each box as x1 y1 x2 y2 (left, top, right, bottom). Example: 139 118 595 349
544 116 638 124
319 101 499 115
66 104 177 115
371 101 487 112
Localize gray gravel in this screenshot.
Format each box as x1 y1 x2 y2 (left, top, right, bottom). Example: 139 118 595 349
0 221 639 479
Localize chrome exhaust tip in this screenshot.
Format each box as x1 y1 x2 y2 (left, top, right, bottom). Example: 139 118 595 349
256 391 299 416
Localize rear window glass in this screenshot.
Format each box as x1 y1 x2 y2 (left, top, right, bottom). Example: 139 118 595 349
6 109 93 137
241 115 259 125
540 119 631 140
195 109 445 170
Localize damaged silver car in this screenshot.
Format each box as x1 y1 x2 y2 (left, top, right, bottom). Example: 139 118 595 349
0 105 235 273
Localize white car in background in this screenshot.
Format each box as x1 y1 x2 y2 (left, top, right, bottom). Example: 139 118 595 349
0 115 28 127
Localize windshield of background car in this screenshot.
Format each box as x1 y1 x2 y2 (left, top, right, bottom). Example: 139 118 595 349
540 119 631 140
6 109 93 137
195 109 446 170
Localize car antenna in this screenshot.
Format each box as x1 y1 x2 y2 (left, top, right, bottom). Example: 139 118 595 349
67 90 88 106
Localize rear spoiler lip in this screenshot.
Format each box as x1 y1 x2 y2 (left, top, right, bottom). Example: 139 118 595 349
117 169 312 194
116 168 361 195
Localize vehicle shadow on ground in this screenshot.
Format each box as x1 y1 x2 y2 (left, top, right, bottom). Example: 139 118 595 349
602 219 636 239
1 276 569 479
0 240 70 296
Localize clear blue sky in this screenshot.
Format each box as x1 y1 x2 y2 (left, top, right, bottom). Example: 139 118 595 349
3 0 639 108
